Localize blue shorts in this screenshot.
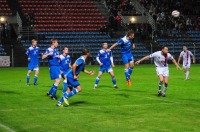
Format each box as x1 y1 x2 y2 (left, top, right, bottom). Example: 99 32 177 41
28 63 39 71
99 66 113 73
67 73 80 88
61 69 71 78
49 66 61 80
121 52 134 64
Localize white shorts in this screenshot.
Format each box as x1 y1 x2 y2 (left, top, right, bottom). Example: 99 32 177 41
33 67 39 71
183 63 191 69
156 67 169 77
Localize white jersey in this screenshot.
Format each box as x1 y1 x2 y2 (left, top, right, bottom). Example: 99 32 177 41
149 51 174 68
179 50 193 65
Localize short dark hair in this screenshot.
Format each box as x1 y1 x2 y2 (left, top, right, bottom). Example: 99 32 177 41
62 47 68 50
82 48 90 55
127 30 134 36
161 46 168 50
102 42 107 46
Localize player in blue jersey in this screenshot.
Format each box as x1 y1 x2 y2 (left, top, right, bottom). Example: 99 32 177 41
42 39 61 100
26 39 40 86
94 42 118 89
57 48 94 107
59 47 72 93
108 31 135 86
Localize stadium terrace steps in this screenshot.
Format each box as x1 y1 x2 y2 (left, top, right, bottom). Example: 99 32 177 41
21 32 150 65
18 0 107 31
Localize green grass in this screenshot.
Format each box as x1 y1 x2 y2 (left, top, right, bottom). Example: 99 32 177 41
0 65 200 132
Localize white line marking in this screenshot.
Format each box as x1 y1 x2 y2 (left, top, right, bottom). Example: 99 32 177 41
0 123 15 132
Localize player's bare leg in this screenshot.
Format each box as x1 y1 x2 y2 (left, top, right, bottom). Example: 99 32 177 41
109 71 118 89
158 75 164 96
162 77 168 97
33 70 39 85
26 70 32 86
94 72 103 89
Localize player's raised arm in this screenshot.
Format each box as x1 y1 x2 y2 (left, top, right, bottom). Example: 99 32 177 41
135 56 150 65
172 59 182 70
108 43 118 51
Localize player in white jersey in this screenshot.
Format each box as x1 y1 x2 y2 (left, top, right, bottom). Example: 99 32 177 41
135 47 182 97
178 46 195 80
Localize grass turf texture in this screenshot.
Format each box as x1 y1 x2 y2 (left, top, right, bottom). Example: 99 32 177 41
0 65 200 132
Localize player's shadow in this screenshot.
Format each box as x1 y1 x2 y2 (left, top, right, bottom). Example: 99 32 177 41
70 101 89 106
97 85 115 89
0 90 21 95
114 93 130 98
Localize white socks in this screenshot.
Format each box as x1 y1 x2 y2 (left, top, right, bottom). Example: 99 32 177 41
185 71 189 79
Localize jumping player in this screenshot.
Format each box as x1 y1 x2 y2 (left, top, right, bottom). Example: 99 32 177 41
94 42 118 89
108 31 135 86
178 46 195 80
57 48 94 106
26 39 40 86
42 39 61 100
135 46 182 97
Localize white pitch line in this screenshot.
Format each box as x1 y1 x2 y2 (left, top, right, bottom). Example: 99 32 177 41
0 123 15 132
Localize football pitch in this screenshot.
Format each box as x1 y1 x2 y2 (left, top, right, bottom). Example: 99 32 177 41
0 65 200 132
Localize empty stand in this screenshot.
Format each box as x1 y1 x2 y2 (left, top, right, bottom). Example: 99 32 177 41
18 0 107 31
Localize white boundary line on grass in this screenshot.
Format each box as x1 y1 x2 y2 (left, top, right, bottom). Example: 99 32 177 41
0 123 15 132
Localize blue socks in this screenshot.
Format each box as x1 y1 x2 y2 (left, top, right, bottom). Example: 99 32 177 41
64 89 78 99
124 69 130 81
124 67 134 81
34 75 38 84
26 74 30 84
26 74 39 84
49 84 58 97
112 77 116 86
95 77 100 86
62 80 68 93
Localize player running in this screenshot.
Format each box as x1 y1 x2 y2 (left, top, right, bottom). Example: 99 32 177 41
57 48 94 107
135 46 182 97
26 39 40 86
42 39 61 100
178 46 195 80
94 42 118 89
108 30 135 86
59 47 72 93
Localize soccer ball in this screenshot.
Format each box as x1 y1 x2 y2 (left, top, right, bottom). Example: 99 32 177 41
172 10 180 17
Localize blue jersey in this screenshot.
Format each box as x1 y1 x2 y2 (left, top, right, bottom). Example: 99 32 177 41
97 49 112 68
68 56 86 77
44 47 60 66
117 35 133 54
26 46 40 65
60 54 71 72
